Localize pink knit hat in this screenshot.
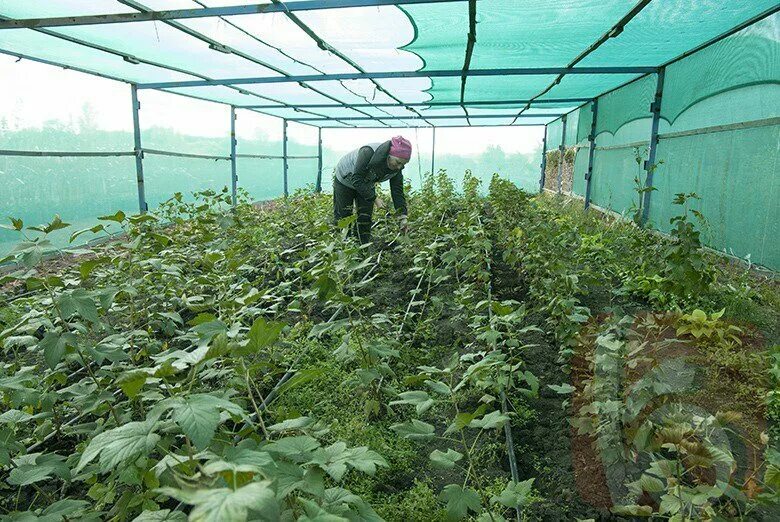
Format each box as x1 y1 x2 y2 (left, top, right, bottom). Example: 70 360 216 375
389 136 412 160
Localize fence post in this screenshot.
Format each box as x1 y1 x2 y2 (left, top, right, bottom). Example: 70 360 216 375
584 99 599 210
641 68 665 226
431 126 436 175
230 106 237 207
539 125 548 192
316 127 323 193
557 114 567 194
130 84 147 213
282 119 288 197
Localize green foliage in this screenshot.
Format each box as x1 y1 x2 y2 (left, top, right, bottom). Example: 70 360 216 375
0 170 774 521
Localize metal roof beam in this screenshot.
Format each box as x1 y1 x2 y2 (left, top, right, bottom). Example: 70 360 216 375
0 0 468 30
237 98 591 109
316 123 544 128
291 114 562 122
139 67 657 89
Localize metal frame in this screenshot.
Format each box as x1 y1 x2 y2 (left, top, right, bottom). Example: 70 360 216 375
237 98 591 110
290 113 562 123
640 67 665 226
0 1 470 29
230 106 238 207
130 84 147 214
431 128 436 175
137 67 657 90
282 119 289 198
316 128 323 193
557 114 567 194
538 126 548 192
1 0 773 215
584 99 598 210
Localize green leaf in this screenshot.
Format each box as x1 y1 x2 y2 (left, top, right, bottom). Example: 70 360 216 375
429 449 463 469
425 380 452 395
33 215 71 234
390 390 435 415
265 435 321 459
8 453 70 486
268 416 313 432
547 383 575 394
39 499 91 519
1 217 23 231
58 289 100 323
314 274 338 301
239 317 284 356
132 509 188 521
75 419 160 474
439 484 481 520
70 224 105 243
519 371 539 397
490 479 534 508
79 257 111 279
98 210 126 223
156 481 277 522
38 332 74 369
469 410 510 430
191 320 227 344
390 420 435 441
116 370 148 399
172 394 245 450
638 473 665 493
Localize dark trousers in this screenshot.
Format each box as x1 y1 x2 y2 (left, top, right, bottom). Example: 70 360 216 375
333 178 374 243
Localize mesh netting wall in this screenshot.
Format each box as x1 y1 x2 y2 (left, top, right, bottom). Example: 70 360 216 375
650 14 779 269
566 14 779 269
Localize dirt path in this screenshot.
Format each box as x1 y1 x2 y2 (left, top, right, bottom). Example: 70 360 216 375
489 242 610 520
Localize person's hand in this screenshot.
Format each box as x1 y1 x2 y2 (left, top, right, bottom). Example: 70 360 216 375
399 215 409 234
374 197 386 210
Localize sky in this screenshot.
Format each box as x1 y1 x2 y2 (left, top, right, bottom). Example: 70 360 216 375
0 1 544 157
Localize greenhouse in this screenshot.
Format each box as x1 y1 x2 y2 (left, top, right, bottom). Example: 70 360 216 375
0 1 778 521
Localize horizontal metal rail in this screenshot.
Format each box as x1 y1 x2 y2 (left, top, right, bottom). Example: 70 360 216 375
142 148 230 161
236 154 319 160
237 98 592 109
292 113 562 122
577 117 780 152
0 149 135 157
138 67 658 90
316 123 544 129
0 0 468 30
659 116 780 139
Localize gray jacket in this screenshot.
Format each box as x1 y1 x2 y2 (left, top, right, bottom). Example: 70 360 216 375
335 141 407 214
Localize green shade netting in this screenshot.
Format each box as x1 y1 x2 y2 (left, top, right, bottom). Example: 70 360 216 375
660 14 780 125
651 126 779 269
575 101 594 144
595 73 656 137
579 0 779 66
545 119 562 151
0 155 138 257
576 14 780 269
564 110 579 147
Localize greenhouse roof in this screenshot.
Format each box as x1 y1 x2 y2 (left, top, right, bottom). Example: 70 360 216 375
0 0 777 128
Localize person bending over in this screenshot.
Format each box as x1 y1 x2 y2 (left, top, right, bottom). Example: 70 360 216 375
333 136 411 243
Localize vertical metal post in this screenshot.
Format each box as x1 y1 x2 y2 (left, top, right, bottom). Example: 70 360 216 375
557 114 567 194
640 68 665 226
282 119 288 197
316 127 323 193
431 126 436 175
584 99 598 210
230 106 237 207
130 84 147 213
539 125 548 192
